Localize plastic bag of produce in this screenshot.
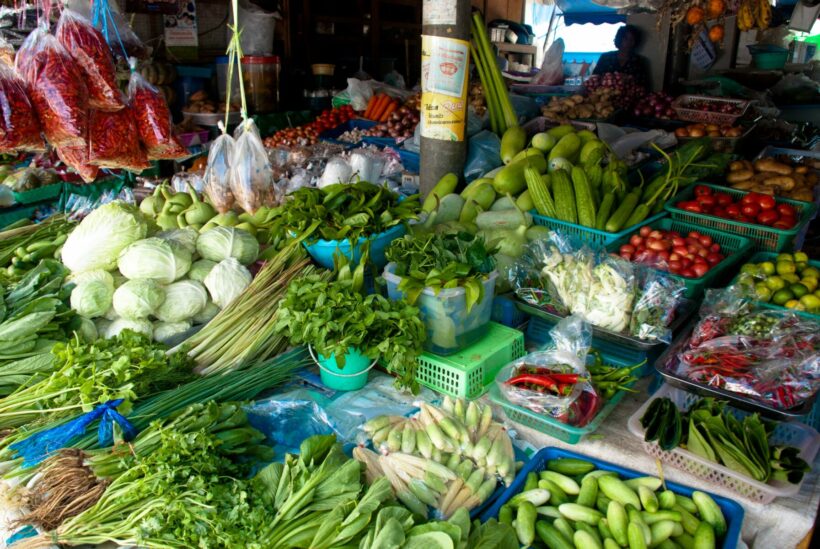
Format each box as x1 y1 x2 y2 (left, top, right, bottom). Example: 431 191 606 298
628 268 685 343
127 58 187 160
55 9 124 112
0 63 44 153
56 144 99 183
496 315 601 426
230 117 278 213
88 107 150 171
16 26 89 148
203 123 235 213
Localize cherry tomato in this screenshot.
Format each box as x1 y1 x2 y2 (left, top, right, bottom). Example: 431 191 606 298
777 203 797 218
756 210 779 226
741 203 760 218
694 185 713 197
715 193 733 206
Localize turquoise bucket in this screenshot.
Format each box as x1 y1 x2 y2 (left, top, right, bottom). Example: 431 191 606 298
309 346 375 391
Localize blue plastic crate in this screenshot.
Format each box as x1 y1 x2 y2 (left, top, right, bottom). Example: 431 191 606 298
318 119 377 147
491 293 529 328
480 446 745 549
397 149 419 173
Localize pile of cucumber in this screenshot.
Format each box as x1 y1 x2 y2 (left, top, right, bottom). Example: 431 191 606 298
497 457 728 549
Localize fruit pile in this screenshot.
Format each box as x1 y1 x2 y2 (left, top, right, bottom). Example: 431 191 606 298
263 106 355 148
617 225 725 278
675 185 799 229
674 123 743 139
633 91 676 119
737 252 820 313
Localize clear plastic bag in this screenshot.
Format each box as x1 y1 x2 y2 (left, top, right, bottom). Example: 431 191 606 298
230 117 278 213
464 130 502 182
629 268 685 343
56 9 124 112
16 26 89 148
496 315 601 426
56 144 99 183
533 38 565 86
127 58 187 160
203 124 236 213
0 63 44 153
88 107 150 172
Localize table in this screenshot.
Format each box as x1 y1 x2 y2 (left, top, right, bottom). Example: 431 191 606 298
497 378 820 549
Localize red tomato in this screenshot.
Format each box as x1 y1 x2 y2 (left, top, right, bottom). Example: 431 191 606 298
710 243 721 253
620 244 636 255
668 260 682 273
681 268 696 278
649 230 664 240
698 234 713 247
740 193 757 206
772 220 793 230
756 210 779 226
630 234 643 247
756 194 776 210
776 216 797 229
681 202 702 213
706 252 723 266
647 239 667 251
669 252 681 261
697 195 717 208
639 226 651 237
692 263 709 277
673 245 688 257
672 236 686 247
741 203 760 218
715 193 733 206
777 203 797 218
712 207 727 218
725 204 741 218
694 185 713 197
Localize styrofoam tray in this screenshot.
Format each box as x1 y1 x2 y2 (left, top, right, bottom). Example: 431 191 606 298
627 383 820 503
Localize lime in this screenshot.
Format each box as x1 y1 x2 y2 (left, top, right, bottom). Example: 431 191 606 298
776 261 796 276
740 263 758 275
777 253 794 262
785 299 800 309
802 277 818 292
754 283 773 302
794 251 809 263
796 262 808 272
772 288 794 306
790 283 809 298
764 276 786 291
737 273 755 287
760 261 776 276
802 266 820 279
782 273 800 284
800 294 820 310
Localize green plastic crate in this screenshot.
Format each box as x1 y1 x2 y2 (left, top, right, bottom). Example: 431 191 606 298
607 218 754 299
530 210 667 247
58 177 127 211
414 322 525 399
732 251 820 320
664 183 817 252
0 202 46 229
489 352 636 444
12 182 63 205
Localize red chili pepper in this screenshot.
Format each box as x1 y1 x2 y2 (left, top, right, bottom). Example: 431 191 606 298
128 72 187 160
506 374 560 393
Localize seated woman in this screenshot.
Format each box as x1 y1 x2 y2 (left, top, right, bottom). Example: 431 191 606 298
593 25 650 90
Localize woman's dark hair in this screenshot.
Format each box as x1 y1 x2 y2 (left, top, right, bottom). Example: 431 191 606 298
614 25 642 49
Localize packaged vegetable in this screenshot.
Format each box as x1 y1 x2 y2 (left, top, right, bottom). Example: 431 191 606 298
55 9 124 112
496 315 601 426
16 26 89 148
230 118 278 213
55 144 99 183
127 58 187 160
88 107 150 171
629 269 685 343
203 124 235 213
0 63 44 153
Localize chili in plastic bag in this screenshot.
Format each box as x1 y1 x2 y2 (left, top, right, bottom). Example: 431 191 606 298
0 63 44 153
230 118 278 213
88 107 150 172
203 123 235 213
56 144 99 183
56 9 124 112
16 27 89 149
127 59 187 160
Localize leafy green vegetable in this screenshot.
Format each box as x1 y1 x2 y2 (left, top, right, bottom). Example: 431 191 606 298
61 202 148 273
117 237 192 284
385 232 496 312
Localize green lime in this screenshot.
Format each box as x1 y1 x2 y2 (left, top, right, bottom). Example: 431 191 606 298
740 263 758 275
760 261 776 276
796 262 808 272
782 273 800 284
754 283 773 302
777 253 794 262
804 276 819 292
776 261 796 276
802 266 820 279
790 283 809 298
764 276 786 291
794 251 809 263
772 288 794 306
785 299 800 309
800 294 820 310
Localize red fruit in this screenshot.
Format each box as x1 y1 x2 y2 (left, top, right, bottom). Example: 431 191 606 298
658 250 670 262
775 217 796 229
620 252 632 261
706 252 723 266
681 268 696 278
620 244 636 255
698 234 713 247
692 263 709 277
672 236 686 247
777 203 797 218
756 210 779 226
679 201 702 213
669 252 681 261
689 231 701 238
639 226 651 237
649 230 664 240
630 234 643 247
648 239 667 251
697 195 717 208
668 260 682 272
673 245 689 257
712 207 727 218
715 193 733 206
726 204 741 218
741 203 760 218
757 194 776 210
710 243 721 253
740 193 757 206
694 185 713 197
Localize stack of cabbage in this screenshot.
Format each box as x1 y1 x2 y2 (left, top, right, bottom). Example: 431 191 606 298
61 202 259 344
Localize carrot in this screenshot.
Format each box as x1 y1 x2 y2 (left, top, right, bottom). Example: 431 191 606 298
380 100 398 122
364 95 377 118
372 94 391 121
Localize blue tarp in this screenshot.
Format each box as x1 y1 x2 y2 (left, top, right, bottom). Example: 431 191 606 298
556 0 626 25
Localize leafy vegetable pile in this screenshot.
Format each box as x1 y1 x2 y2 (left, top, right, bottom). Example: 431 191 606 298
385 232 496 312
273 181 420 243
0 216 74 281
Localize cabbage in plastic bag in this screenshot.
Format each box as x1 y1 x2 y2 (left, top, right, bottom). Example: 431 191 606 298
203 123 235 213
230 118 278 213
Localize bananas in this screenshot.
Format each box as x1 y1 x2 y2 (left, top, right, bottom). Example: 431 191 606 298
755 0 772 30
737 0 771 31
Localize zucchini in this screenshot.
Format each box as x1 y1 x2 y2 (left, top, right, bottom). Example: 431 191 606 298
595 192 615 230
571 166 596 228
551 169 577 224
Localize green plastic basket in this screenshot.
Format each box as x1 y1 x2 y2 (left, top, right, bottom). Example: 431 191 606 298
12 182 63 205
731 251 820 320
489 353 636 444
58 177 127 211
0 202 46 229
664 183 817 252
414 322 525 399
530 210 667 247
607 218 754 299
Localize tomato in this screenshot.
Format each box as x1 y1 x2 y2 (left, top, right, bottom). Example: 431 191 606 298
696 234 713 247
668 260 682 273
657 250 670 262
772 220 793 230
756 210 779 226
725 204 741 218
649 230 664 240
679 201 701 213
681 268 696 278
710 243 721 253
706 252 723 266
692 263 709 277
647 238 667 251
715 192 733 206
697 195 717 208
694 185 713 197
669 252 681 261
740 193 757 206
629 234 643 247
673 245 688 257
620 244 636 255
711 207 727 218
741 203 760 218
777 203 797 218
639 226 651 237
756 194 776 210
672 236 686 247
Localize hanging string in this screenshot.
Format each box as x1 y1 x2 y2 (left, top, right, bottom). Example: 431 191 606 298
224 0 248 131
91 0 130 62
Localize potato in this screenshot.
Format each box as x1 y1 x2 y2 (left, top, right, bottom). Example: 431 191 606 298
727 169 754 183
731 180 755 190
729 160 746 172
762 175 796 190
754 158 793 175
806 172 818 185
788 188 814 202
795 165 809 174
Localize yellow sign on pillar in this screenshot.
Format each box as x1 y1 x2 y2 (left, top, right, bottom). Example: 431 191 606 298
420 35 470 142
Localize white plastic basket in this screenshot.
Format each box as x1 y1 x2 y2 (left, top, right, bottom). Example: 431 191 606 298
627 383 820 504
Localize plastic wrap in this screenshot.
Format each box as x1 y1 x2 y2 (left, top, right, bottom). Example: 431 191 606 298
56 144 99 183
16 27 89 148
629 269 686 343
245 390 337 457
496 315 601 426
56 9 124 112
464 130 502 182
88 107 150 172
0 63 44 153
230 117 278 213
127 59 187 160
203 125 235 213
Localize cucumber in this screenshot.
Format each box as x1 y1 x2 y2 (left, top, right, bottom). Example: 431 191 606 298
546 458 596 476
501 126 527 164
691 492 726 538
546 124 576 140
549 133 581 162
493 155 548 195
510 147 544 165
536 521 574 549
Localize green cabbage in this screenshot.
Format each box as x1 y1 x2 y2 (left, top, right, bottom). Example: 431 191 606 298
61 202 148 272
204 258 252 308
154 280 208 323
153 321 192 344
105 319 153 339
188 259 217 283
74 317 99 342
113 279 166 320
70 280 113 318
192 301 220 324
196 227 259 265
118 238 192 284
66 270 115 291
156 227 199 254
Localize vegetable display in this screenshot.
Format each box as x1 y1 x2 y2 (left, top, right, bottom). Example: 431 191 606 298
263 105 355 148
675 185 799 229
736 251 820 312
497 456 729 549
362 94 420 139
724 157 818 202
617 225 726 278
470 11 517 135
0 216 73 279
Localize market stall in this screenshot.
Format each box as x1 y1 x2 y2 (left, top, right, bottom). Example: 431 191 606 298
0 0 819 548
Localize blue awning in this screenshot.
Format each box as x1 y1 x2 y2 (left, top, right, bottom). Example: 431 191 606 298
555 0 626 25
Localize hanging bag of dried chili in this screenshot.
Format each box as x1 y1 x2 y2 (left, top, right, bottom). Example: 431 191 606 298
230 118 278 213
88 106 150 172
56 144 99 183
56 9 124 112
203 121 236 213
15 26 89 149
0 63 44 153
127 58 187 160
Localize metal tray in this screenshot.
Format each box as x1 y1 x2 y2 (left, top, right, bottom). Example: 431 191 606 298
655 319 819 420
514 296 696 351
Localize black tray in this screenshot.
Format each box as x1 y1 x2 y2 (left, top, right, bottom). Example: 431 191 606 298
655 319 818 421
